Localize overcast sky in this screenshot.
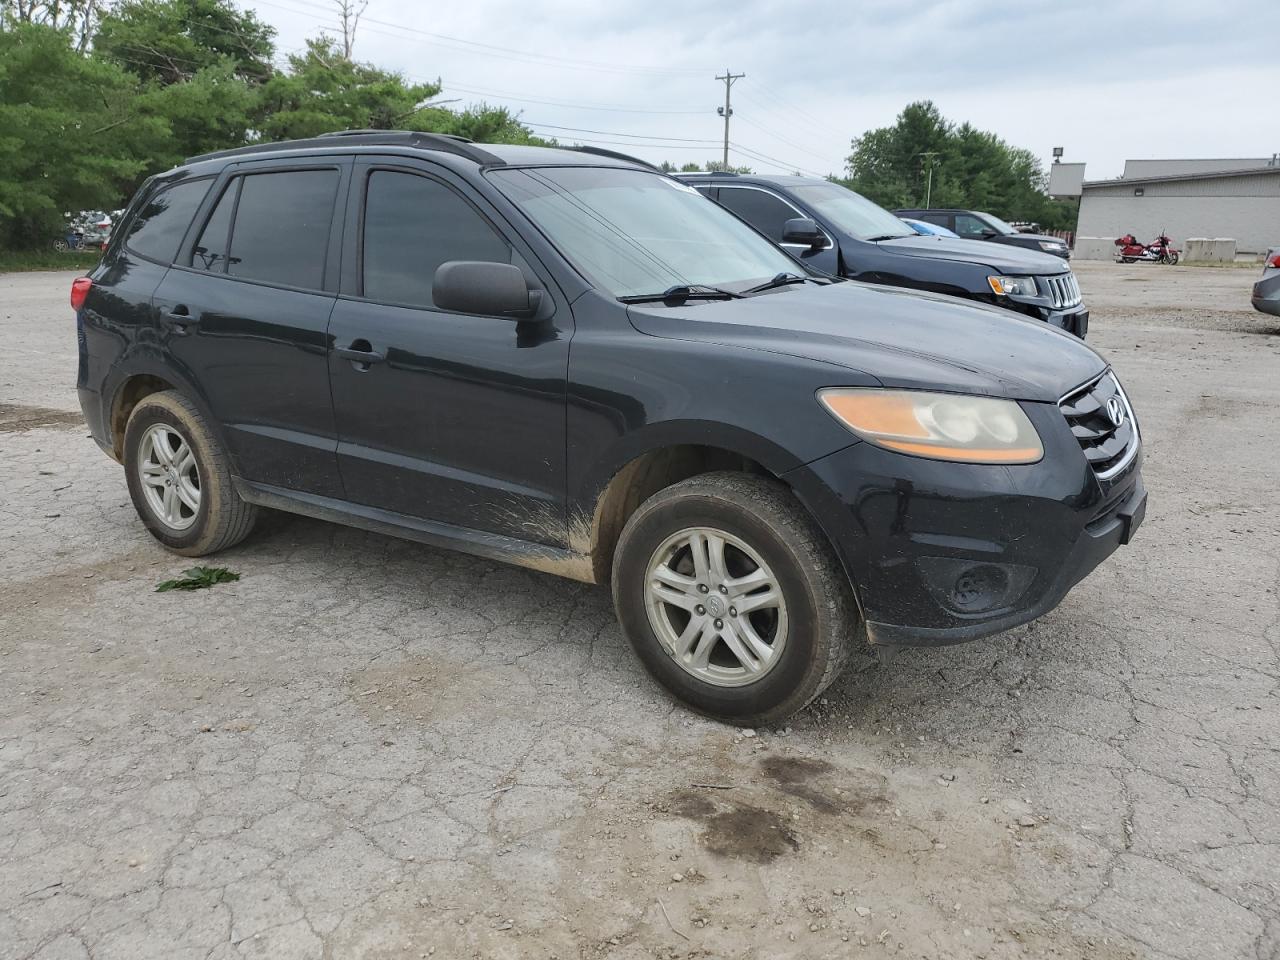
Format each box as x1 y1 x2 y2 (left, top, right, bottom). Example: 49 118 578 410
247 0 1280 181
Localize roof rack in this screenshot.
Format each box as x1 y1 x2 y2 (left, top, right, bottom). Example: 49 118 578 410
184 130 506 167
566 145 661 172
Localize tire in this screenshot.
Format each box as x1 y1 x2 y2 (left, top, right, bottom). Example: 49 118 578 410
123 390 257 556
611 471 858 725
53 239 68 252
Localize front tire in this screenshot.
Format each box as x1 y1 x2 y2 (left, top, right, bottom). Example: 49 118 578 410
612 472 858 725
123 390 257 556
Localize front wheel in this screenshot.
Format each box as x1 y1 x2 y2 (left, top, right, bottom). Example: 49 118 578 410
612 472 859 725
123 390 258 556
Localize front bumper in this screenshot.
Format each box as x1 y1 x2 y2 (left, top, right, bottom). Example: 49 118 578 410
783 402 1143 647
997 295 1088 338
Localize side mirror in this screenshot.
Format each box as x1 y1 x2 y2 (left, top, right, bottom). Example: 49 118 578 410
782 217 825 248
432 261 540 319
981 229 1000 239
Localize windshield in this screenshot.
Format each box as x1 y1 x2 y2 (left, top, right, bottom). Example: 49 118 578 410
787 182 915 241
982 212 1019 235
488 166 799 298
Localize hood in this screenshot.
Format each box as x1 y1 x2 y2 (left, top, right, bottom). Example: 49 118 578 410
627 281 1105 403
876 234 1069 274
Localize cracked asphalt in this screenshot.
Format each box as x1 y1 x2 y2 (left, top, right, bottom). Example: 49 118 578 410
2 262 1278 960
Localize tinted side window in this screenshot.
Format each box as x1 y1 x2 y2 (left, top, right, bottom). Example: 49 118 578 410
362 170 510 308
715 187 800 243
954 214 989 239
226 170 340 290
125 179 211 263
920 212 951 227
191 180 237 273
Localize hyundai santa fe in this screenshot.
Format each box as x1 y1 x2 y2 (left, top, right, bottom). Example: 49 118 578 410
73 131 1146 724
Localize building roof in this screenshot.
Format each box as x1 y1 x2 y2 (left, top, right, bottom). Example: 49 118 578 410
1083 165 1280 189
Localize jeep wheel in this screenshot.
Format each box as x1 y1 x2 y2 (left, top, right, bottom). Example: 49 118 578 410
123 390 257 556
612 472 858 725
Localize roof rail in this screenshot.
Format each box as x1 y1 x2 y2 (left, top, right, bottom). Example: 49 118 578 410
184 130 506 167
316 129 474 143
566 145 661 172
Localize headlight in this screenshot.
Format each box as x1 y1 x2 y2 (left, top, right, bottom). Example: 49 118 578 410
1038 241 1065 251
818 389 1044 464
987 275 1040 297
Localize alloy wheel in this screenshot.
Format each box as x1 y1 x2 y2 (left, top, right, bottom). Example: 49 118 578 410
643 526 788 687
137 424 201 531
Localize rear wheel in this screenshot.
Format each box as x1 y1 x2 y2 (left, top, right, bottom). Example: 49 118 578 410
612 472 858 725
123 391 257 556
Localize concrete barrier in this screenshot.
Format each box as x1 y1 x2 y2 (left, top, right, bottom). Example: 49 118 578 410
1183 238 1237 263
1074 237 1115 260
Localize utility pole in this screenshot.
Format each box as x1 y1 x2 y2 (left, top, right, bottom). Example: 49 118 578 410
715 70 745 169
916 151 940 207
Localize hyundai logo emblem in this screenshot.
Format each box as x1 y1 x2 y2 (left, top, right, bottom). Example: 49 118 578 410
1105 396 1126 428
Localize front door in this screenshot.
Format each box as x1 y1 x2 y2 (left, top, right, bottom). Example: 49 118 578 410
327 160 571 545
713 185 840 274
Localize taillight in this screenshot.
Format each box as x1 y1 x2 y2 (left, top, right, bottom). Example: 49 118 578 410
1268 253 1280 268
70 277 92 311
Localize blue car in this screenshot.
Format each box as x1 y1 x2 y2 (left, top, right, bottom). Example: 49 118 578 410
902 217 959 238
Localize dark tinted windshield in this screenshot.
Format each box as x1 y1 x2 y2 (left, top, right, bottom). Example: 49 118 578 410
489 166 797 297
787 182 915 241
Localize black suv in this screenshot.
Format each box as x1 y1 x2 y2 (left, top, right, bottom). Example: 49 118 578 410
895 208 1072 260
683 174 1086 338
74 132 1144 724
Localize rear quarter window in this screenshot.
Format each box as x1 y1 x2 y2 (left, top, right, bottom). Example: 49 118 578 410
124 178 211 263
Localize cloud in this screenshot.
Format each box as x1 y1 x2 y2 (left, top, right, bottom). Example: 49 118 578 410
248 0 1280 179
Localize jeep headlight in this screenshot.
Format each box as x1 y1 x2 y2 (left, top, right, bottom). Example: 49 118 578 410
818 389 1044 464
987 275 1040 297
1038 240 1065 251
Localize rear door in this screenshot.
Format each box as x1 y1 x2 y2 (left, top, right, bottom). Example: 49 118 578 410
326 158 571 544
152 158 350 497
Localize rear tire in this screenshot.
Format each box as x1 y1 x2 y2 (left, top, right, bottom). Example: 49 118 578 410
612 472 858 725
123 390 257 556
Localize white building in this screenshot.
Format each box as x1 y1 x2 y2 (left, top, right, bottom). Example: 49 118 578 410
1049 157 1280 259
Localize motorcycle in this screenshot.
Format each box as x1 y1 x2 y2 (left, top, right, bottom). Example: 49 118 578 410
1114 232 1179 265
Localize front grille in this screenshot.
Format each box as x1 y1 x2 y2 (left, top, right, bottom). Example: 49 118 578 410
1059 371 1139 479
1044 272 1082 310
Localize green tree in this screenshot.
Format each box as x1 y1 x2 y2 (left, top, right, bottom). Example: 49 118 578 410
137 59 261 168
256 37 441 140
93 0 275 85
843 101 1072 228
0 22 166 247
421 102 545 144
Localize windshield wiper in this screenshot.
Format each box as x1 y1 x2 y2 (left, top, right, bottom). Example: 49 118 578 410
742 272 812 295
864 233 911 242
618 284 742 304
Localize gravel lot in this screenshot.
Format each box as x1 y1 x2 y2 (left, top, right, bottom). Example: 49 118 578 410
2 262 1278 960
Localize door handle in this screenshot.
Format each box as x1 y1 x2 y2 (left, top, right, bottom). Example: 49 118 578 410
335 339 385 368
162 305 196 332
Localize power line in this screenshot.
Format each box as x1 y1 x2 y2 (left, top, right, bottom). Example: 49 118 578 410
523 122 719 144
438 81 706 115
253 0 706 77
733 113 835 164
729 142 827 179
743 85 830 133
